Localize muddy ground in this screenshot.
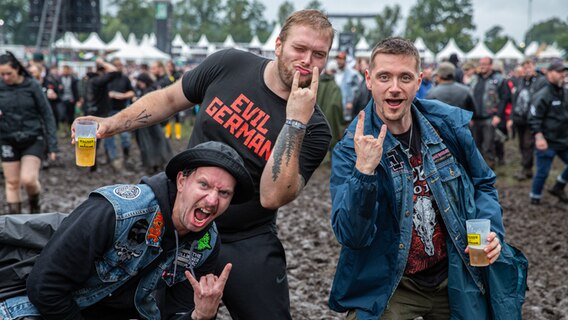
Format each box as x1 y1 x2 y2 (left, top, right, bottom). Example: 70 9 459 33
1 133 566 320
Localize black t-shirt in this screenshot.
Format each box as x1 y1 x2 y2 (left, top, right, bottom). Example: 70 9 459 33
182 49 331 240
107 74 134 111
393 116 448 288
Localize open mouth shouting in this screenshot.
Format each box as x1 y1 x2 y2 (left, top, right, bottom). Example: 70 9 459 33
385 98 405 108
192 206 215 228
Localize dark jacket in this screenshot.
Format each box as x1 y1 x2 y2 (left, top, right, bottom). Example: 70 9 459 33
85 71 121 116
511 73 547 125
317 73 344 150
0 76 58 153
529 81 568 150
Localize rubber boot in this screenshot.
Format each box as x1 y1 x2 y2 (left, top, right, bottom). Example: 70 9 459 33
6 202 22 214
548 181 568 203
175 123 182 140
164 122 172 139
29 193 41 213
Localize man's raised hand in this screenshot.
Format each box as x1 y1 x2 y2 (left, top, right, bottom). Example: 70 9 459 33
286 67 319 125
186 263 232 320
354 111 387 175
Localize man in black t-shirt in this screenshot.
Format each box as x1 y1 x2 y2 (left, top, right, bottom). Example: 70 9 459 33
104 58 135 170
73 10 334 320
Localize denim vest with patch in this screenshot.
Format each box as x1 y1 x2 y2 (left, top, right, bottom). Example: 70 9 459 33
0 184 218 320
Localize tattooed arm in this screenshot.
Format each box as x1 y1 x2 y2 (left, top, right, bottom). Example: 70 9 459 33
71 80 194 140
260 68 318 209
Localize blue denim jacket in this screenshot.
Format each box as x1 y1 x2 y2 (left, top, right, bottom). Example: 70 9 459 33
329 98 527 319
0 184 218 320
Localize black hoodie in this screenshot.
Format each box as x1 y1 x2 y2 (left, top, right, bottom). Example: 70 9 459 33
26 173 219 319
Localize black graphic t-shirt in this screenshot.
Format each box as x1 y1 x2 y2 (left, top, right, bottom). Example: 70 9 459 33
394 120 448 288
182 49 331 240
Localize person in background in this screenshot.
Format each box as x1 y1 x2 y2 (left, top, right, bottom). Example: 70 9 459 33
73 10 334 319
448 53 464 84
352 56 373 119
0 141 254 320
469 57 511 168
317 60 344 155
335 51 362 122
0 52 58 214
509 59 548 181
165 60 185 140
462 61 476 85
528 60 568 205
104 58 135 171
83 59 122 172
133 73 173 174
329 37 524 320
416 65 433 99
59 65 80 133
426 62 475 113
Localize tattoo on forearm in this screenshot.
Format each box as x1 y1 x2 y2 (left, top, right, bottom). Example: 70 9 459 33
124 120 132 129
135 109 152 124
271 125 305 181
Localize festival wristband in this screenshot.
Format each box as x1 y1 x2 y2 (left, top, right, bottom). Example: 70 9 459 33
285 119 307 130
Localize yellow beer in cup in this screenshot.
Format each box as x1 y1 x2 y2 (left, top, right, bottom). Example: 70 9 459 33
466 219 491 267
75 120 98 167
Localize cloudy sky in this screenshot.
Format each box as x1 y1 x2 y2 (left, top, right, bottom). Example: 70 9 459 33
260 0 567 43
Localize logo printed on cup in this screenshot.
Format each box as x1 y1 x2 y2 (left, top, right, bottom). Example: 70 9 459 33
467 234 481 246
78 138 95 149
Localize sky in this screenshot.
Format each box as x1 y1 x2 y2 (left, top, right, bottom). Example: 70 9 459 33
259 0 568 44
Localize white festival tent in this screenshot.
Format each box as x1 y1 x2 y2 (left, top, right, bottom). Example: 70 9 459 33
172 34 187 48
248 35 262 49
538 43 564 59
140 34 151 47
54 32 83 49
261 23 281 54
196 34 210 48
149 33 157 47
524 41 539 56
495 40 524 61
107 32 128 51
355 36 372 58
222 34 237 48
127 33 138 47
436 38 465 62
413 37 435 64
79 32 107 51
466 39 494 60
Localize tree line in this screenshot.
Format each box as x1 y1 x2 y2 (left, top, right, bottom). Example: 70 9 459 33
1 0 567 54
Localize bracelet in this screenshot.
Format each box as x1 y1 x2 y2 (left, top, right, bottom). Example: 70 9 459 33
285 119 307 130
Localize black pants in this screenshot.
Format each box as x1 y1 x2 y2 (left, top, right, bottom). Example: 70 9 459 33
516 124 534 171
215 232 292 320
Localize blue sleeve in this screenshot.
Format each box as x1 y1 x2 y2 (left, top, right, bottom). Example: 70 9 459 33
330 131 380 249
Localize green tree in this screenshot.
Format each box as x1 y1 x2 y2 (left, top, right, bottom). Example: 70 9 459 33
405 0 475 52
277 1 295 25
484 25 510 53
172 0 223 42
100 14 129 43
367 4 401 45
221 0 268 42
525 17 568 53
249 1 271 42
0 0 32 45
305 0 323 11
108 0 154 40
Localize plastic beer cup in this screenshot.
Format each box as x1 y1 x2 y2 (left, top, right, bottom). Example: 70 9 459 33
75 120 97 167
466 219 491 267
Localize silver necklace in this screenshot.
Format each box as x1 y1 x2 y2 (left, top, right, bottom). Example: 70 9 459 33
403 124 413 158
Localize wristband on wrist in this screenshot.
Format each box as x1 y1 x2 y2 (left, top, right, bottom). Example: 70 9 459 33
285 119 307 130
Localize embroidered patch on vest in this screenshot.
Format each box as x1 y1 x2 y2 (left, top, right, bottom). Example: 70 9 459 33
114 242 142 262
432 148 451 164
147 211 164 244
113 185 141 200
175 248 204 269
197 231 212 251
387 150 404 172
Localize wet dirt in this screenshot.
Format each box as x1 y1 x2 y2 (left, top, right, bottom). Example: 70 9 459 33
2 135 566 320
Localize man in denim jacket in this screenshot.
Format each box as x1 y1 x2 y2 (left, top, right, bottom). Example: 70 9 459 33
0 141 254 320
329 38 526 319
